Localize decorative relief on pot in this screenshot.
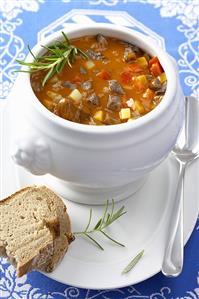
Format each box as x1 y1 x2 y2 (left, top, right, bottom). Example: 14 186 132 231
11 137 51 175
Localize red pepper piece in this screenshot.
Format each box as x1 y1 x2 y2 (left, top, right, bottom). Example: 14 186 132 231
150 62 163 77
96 70 111 80
72 75 83 84
148 56 159 68
128 63 143 73
120 68 133 84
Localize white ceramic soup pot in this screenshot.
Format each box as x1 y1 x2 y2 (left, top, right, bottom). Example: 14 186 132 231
10 24 184 204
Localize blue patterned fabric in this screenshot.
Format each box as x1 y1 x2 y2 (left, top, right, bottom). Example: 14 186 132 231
0 0 199 298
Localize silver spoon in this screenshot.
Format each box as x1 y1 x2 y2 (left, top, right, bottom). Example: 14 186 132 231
162 96 199 277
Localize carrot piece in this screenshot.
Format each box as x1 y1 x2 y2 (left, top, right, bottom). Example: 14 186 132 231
148 56 159 68
142 99 151 109
128 63 143 73
96 70 111 80
150 62 163 77
120 68 133 84
72 75 83 84
142 88 155 101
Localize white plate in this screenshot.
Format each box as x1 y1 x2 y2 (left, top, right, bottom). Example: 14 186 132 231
1 101 199 290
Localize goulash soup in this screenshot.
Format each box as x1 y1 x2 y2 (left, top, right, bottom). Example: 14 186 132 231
31 34 167 125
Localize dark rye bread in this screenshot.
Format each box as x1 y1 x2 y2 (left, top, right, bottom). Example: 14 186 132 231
0 186 73 277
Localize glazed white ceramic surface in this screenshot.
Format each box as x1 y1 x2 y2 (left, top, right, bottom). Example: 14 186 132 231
9 24 184 204
1 105 199 289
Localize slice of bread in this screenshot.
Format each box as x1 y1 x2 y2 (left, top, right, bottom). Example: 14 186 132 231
0 186 73 277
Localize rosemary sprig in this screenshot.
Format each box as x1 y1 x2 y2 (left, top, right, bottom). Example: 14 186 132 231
16 31 88 86
122 250 144 274
73 200 126 250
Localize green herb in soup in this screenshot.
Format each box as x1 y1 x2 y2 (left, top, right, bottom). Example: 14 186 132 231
21 33 167 125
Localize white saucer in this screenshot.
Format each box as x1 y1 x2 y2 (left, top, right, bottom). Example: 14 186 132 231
1 102 199 290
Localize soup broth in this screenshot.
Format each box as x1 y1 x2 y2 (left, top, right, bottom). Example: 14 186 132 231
31 35 167 125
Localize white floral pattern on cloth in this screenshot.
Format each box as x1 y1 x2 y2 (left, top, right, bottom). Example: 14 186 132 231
177 21 199 97
0 0 45 20
90 0 198 23
89 0 149 6
0 0 45 99
0 256 199 298
89 0 120 5
0 18 25 99
0 260 144 298
145 0 199 27
0 264 30 299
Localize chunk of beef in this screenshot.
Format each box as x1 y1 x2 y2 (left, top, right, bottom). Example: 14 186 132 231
96 34 108 49
124 47 137 62
55 98 80 122
31 81 42 93
146 75 153 81
149 78 161 91
55 98 91 123
86 49 104 61
120 41 141 52
80 67 87 74
104 113 121 125
79 106 91 122
155 82 167 95
81 80 92 91
108 80 124 95
107 95 121 111
62 81 77 90
86 93 100 106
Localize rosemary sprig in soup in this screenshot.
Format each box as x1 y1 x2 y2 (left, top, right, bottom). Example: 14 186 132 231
16 32 88 86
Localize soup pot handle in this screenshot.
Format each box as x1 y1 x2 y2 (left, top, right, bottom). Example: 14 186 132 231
11 135 51 175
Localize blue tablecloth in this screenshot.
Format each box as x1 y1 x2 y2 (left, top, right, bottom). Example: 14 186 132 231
0 0 199 298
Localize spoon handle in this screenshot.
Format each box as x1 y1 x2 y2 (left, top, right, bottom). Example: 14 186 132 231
162 162 185 277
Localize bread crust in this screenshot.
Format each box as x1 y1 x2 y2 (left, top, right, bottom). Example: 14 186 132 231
0 185 73 277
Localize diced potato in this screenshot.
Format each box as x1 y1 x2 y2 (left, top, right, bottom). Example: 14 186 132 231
135 101 145 114
134 75 148 92
159 72 167 83
119 108 131 120
136 75 148 85
47 91 62 103
85 60 95 69
93 110 104 121
69 88 82 103
126 98 135 110
137 57 148 67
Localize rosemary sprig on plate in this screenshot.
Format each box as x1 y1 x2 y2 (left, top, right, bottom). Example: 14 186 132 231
16 31 88 86
73 200 126 250
122 250 144 274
